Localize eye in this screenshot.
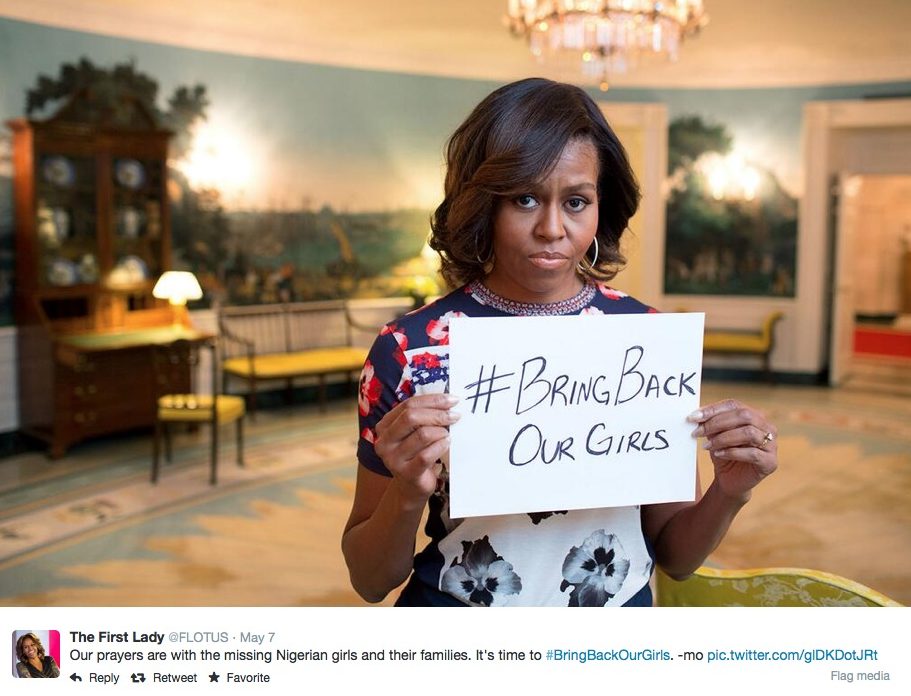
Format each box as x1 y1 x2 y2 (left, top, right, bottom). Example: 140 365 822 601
514 194 538 209
565 197 589 212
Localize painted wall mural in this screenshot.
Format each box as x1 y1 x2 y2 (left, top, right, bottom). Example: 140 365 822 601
2 17 911 326
6 56 445 310
0 130 11 325
663 115 797 296
0 18 502 325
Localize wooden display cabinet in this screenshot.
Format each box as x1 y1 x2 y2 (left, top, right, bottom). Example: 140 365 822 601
9 109 200 457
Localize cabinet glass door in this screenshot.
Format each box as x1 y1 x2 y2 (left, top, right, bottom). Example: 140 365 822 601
110 157 165 287
35 154 98 288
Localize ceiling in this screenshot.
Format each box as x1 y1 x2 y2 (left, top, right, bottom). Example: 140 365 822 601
3 0 911 88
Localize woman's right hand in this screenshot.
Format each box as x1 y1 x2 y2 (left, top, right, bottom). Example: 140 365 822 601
373 393 460 507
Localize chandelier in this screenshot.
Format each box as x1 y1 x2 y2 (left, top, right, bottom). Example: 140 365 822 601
505 1 708 89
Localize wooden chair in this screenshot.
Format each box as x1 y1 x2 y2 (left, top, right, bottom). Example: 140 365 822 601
151 338 246 485
656 566 902 607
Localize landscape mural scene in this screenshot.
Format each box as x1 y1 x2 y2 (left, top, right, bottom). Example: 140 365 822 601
0 18 502 323
3 17 911 325
663 114 798 297
3 55 453 310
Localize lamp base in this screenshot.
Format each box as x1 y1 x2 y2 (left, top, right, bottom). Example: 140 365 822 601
169 303 190 328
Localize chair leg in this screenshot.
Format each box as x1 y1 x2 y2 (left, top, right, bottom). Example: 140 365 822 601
763 352 774 385
164 423 172 463
152 419 162 483
236 418 244 468
210 421 219 486
318 375 327 413
249 376 258 421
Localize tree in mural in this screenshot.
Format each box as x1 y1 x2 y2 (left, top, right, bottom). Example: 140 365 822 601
25 58 208 157
664 115 797 296
668 115 732 174
169 182 232 301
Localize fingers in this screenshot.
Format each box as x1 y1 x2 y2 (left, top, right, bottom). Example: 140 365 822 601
689 399 778 458
688 400 779 498
375 393 459 438
394 434 451 482
701 424 776 454
378 423 450 465
373 393 460 494
687 398 741 425
688 400 775 441
707 444 778 478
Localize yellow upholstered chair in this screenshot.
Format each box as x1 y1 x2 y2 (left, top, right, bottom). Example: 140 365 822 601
656 566 902 607
151 338 245 485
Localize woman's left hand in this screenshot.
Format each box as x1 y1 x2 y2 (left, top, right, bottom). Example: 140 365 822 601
688 399 778 502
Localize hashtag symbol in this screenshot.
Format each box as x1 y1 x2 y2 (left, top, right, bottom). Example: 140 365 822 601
463 364 514 414
546 650 554 660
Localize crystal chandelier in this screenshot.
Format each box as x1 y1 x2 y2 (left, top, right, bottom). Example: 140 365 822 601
506 1 708 89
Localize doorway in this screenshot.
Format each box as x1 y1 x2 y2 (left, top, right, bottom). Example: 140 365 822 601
802 98 911 387
833 174 911 392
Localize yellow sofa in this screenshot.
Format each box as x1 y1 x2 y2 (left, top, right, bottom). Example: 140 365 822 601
702 311 784 383
219 300 393 415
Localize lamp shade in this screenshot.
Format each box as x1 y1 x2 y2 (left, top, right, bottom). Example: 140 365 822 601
153 271 203 305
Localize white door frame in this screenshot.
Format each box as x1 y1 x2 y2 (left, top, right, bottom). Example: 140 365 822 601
801 98 911 380
597 102 668 305
829 174 860 386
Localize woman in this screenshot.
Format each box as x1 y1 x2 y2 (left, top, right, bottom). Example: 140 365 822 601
342 78 778 606
15 633 59 678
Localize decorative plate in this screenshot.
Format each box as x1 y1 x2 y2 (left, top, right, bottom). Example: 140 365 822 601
42 156 76 187
115 159 145 190
47 258 78 286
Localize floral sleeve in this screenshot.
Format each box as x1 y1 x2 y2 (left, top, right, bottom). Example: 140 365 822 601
356 323 409 476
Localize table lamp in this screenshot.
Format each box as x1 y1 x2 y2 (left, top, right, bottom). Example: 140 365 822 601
153 271 203 326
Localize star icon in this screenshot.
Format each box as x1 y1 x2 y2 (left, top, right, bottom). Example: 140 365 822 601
209 672 220 683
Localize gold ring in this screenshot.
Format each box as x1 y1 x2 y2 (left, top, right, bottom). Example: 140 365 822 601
760 431 775 449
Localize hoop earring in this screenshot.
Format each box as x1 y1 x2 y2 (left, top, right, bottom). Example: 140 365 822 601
578 236 599 273
475 232 492 266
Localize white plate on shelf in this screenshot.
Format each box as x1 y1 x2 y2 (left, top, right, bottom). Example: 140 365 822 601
42 156 76 187
115 159 145 190
47 258 78 286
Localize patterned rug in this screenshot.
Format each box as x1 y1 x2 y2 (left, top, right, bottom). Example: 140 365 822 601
0 385 908 606
0 406 386 606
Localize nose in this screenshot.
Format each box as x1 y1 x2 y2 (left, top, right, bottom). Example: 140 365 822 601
535 201 565 241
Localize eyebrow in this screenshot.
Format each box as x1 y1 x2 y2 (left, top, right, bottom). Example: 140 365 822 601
525 181 597 195
565 182 597 191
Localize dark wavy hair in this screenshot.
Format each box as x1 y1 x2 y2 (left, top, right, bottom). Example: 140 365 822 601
429 77 640 289
16 633 46 661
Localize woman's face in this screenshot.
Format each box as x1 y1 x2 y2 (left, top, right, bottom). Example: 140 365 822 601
485 137 599 304
21 639 38 659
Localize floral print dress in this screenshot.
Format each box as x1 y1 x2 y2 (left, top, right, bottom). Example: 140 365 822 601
357 280 658 606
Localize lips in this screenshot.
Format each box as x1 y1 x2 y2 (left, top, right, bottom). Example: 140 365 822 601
530 251 568 260
528 251 570 270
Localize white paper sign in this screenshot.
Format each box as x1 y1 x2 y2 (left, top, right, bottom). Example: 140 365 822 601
447 312 705 518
